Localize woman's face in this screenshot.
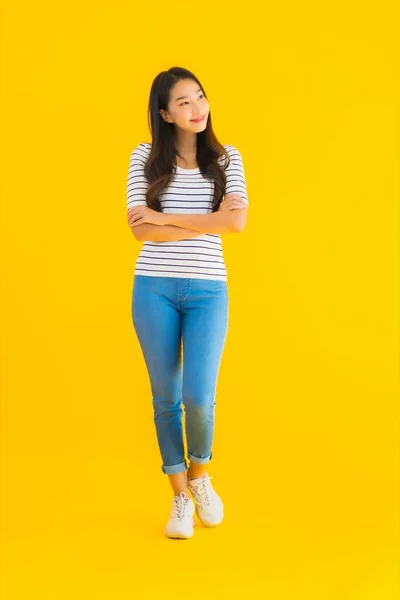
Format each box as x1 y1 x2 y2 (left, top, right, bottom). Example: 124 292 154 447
161 78 209 133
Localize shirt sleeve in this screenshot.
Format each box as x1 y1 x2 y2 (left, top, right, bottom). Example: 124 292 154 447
126 143 150 209
224 145 249 206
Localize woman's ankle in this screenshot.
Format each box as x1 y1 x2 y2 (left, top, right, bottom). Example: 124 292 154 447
188 463 206 480
172 487 191 498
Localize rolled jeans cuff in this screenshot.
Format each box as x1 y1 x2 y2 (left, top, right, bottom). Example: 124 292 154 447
162 459 188 475
188 451 213 465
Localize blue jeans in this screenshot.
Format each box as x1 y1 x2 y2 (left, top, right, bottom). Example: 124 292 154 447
131 275 229 475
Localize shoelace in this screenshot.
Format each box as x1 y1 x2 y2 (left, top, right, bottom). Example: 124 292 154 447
171 491 192 521
189 475 214 508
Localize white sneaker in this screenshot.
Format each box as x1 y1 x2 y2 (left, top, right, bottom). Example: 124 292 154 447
187 472 224 527
165 491 195 539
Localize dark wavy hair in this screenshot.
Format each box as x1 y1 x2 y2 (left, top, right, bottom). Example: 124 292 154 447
142 66 231 213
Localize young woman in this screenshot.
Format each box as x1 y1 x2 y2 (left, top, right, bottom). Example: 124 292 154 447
126 67 249 539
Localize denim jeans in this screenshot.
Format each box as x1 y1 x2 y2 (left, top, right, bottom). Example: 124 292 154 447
131 275 229 475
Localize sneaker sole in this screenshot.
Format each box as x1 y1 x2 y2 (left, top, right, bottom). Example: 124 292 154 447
165 518 195 539
197 516 223 527
165 531 194 539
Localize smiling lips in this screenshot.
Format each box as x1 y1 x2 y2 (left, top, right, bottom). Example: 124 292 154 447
191 116 205 123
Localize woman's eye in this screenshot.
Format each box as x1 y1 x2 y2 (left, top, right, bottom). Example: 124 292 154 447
180 94 205 107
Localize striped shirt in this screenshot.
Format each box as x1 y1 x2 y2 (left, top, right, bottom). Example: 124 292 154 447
126 142 249 281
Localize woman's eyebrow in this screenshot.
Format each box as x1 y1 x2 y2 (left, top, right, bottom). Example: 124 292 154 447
175 88 202 102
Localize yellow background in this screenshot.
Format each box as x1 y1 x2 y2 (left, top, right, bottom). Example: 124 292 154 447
1 1 399 598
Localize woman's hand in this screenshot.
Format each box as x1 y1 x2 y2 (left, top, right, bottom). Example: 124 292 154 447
218 192 248 211
127 206 166 227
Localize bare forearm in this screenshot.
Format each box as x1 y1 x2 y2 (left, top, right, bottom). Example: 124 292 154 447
162 211 239 234
131 223 204 242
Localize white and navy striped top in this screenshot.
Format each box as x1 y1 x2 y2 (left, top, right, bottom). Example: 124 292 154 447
126 142 249 281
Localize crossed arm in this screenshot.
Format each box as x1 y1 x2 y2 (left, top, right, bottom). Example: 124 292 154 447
130 207 248 242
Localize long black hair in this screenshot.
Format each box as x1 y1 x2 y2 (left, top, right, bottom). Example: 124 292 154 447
142 66 231 213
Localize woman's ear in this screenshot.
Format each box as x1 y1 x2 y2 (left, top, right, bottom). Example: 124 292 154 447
160 109 171 123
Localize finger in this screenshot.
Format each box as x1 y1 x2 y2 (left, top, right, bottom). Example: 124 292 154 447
224 194 244 204
226 201 244 209
224 193 242 201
